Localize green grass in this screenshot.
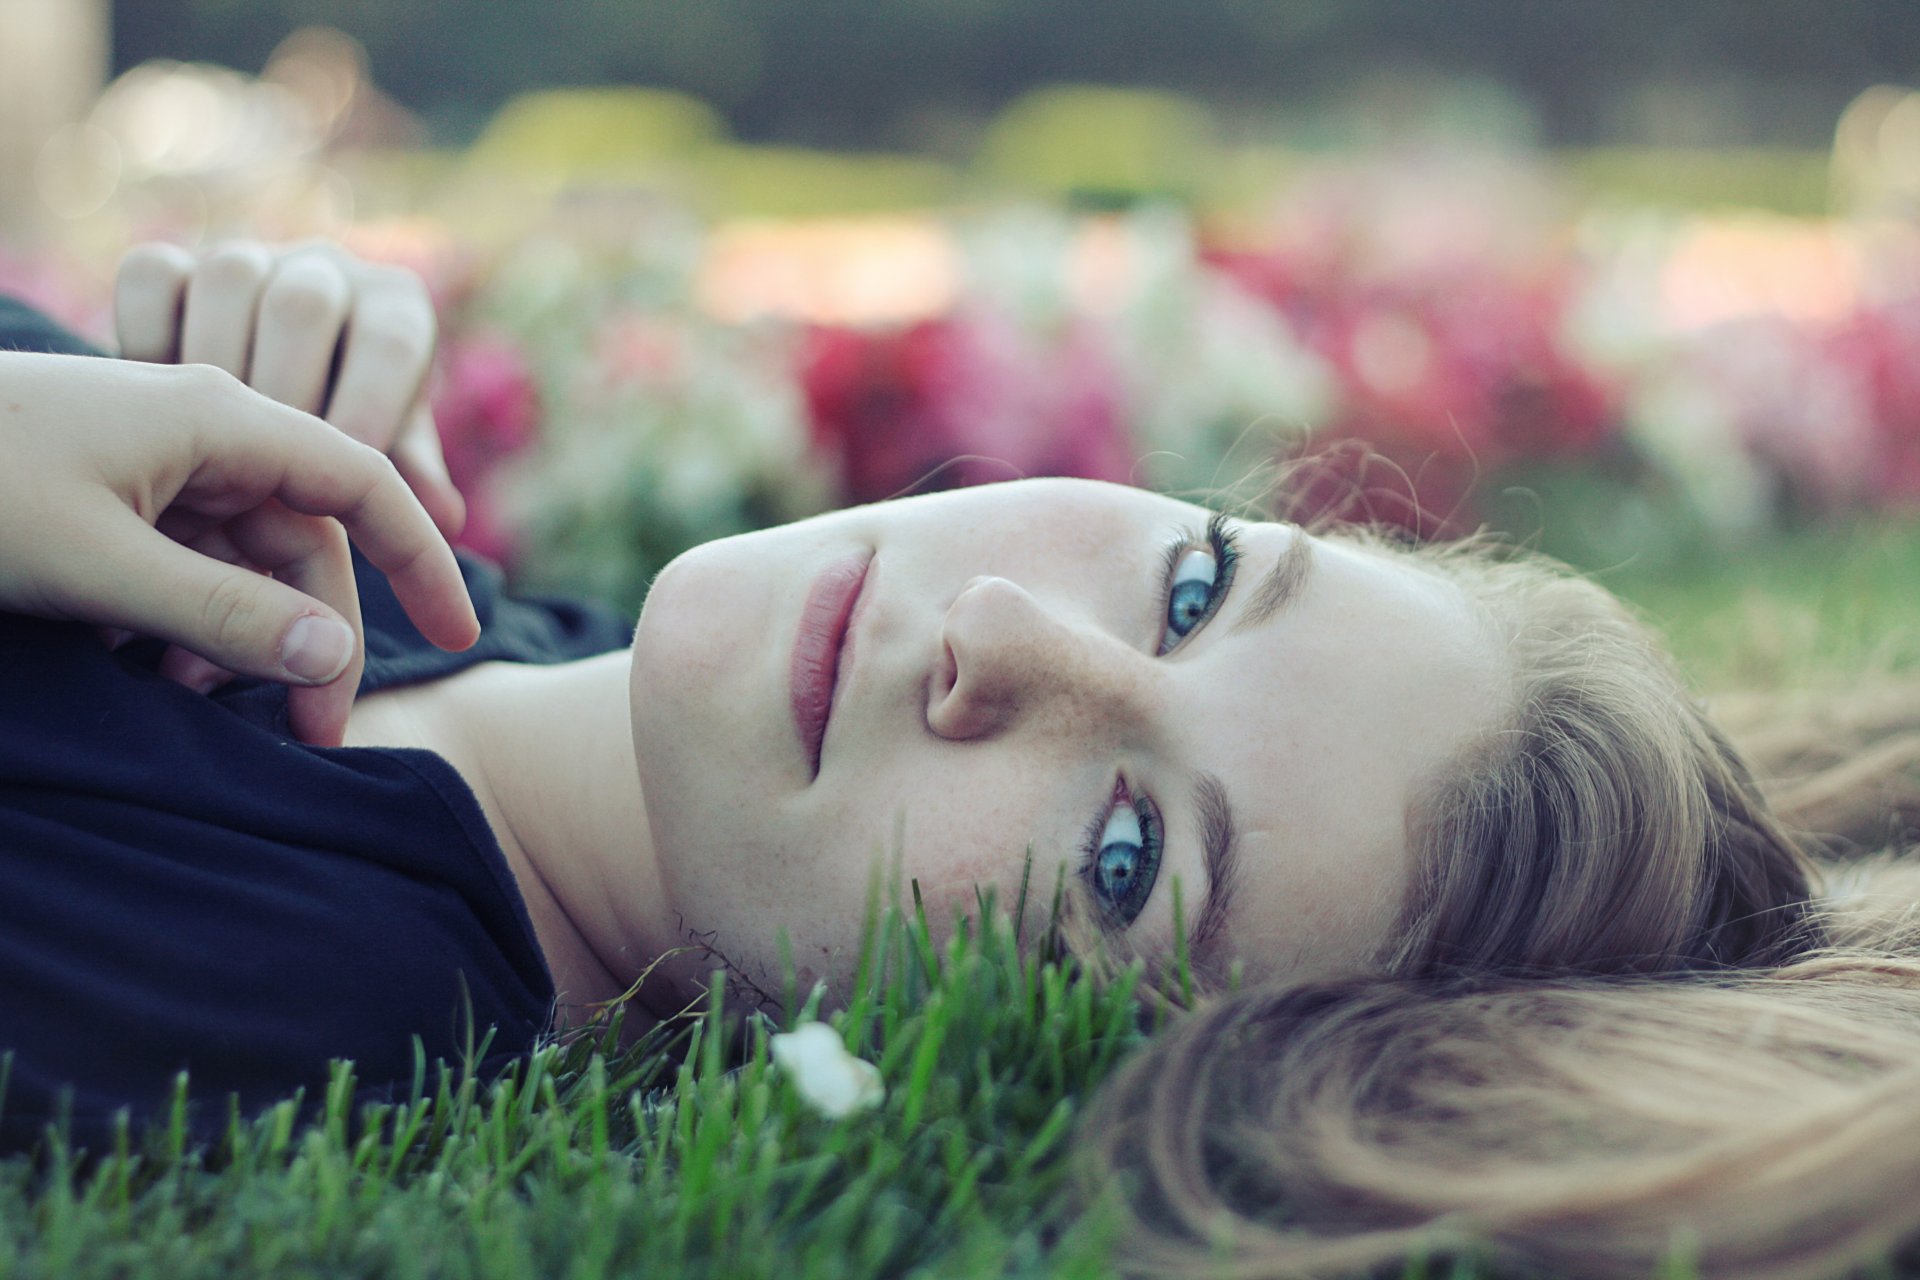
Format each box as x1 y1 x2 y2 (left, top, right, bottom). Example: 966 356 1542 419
0 896 1146 1279
1594 517 1920 689
3 520 1915 1279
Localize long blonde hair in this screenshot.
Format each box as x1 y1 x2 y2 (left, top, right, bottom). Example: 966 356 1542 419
1078 527 1920 1279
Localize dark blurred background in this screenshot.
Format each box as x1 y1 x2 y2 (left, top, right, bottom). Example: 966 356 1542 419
113 0 1920 149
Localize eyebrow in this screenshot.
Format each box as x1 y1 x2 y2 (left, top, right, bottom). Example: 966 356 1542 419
1186 770 1238 972
1190 527 1316 970
1230 525 1316 635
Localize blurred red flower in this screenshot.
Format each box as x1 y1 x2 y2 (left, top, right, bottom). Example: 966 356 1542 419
1205 245 1621 534
801 306 1136 505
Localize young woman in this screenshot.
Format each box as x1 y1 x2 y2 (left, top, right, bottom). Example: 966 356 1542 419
6 241 1918 1272
1 240 1508 1148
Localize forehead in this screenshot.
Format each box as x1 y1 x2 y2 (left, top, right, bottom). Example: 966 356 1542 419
884 476 1205 534
1192 526 1502 982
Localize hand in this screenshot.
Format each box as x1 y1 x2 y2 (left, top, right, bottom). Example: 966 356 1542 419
113 239 466 537
0 351 480 747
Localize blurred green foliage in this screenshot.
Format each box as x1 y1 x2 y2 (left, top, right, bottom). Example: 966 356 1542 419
1562 147 1836 216
467 88 725 182
459 89 967 220
973 85 1219 208
419 81 1843 219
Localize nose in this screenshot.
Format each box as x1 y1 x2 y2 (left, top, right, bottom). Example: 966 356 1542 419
925 575 1146 741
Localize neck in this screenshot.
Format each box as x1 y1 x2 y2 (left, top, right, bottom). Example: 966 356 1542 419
347 652 677 1029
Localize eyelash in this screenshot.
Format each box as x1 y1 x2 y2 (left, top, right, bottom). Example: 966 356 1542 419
1155 512 1241 656
1076 514 1240 928
1077 780 1161 928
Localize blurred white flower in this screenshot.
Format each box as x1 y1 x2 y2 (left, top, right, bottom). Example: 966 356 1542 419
770 1022 884 1119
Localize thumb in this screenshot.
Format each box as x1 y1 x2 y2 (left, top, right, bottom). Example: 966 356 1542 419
75 509 363 690
274 612 358 684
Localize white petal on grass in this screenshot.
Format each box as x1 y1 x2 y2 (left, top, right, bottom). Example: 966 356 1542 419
770 1022 885 1118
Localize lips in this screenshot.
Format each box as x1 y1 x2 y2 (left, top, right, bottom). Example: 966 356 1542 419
790 549 874 778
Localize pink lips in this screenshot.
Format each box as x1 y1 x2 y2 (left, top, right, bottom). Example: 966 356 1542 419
790 549 873 777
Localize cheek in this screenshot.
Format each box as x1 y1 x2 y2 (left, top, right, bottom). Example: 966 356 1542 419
653 739 1071 990
880 780 1066 932
632 560 781 809
634 542 762 691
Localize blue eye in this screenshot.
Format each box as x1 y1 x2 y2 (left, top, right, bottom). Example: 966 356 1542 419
1157 514 1240 655
1162 551 1216 646
1077 514 1236 932
1079 785 1161 927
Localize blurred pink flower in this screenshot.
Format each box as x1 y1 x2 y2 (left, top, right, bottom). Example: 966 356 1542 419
431 332 541 562
801 306 1134 505
1837 302 1920 505
1685 314 1881 512
1204 237 1621 534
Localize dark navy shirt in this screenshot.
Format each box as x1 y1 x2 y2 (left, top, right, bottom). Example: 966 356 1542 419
0 297 634 1151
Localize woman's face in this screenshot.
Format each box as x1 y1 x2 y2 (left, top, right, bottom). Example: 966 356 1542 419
629 478 1502 1007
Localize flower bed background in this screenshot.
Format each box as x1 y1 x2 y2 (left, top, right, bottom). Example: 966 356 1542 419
7 65 1919 614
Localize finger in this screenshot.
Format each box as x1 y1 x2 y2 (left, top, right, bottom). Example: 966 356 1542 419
184 388 479 652
324 266 437 453
155 506 255 563
222 501 365 747
247 252 352 415
391 405 468 539
155 522 257 693
168 520 257 573
114 243 195 363
158 646 235 695
180 242 276 377
61 505 365 737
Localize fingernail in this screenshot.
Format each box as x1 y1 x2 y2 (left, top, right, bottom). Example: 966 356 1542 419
280 615 354 684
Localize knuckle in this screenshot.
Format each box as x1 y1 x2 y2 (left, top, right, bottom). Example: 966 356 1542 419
298 238 351 269
198 574 264 655
367 267 438 329
364 450 407 505
261 273 346 330
195 244 272 292
117 243 189 290
356 321 430 373
334 447 401 521
367 447 404 490
174 360 244 400
331 430 389 478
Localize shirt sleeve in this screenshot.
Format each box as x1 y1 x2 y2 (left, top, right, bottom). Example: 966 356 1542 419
0 295 106 357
